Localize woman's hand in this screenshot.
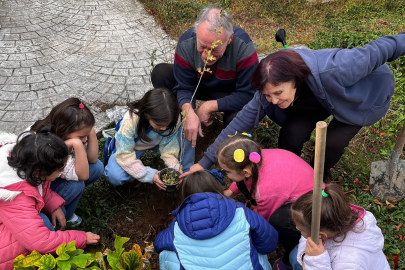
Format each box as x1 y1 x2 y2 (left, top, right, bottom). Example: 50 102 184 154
305 237 325 256
51 207 66 231
85 232 100 244
224 189 233 197
153 171 166 190
180 163 204 179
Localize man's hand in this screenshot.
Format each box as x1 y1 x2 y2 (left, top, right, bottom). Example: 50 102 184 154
196 100 218 127
305 237 325 257
182 104 203 148
179 163 204 179
52 207 66 231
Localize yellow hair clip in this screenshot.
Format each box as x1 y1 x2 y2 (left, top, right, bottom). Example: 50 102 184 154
234 149 245 162
241 132 252 138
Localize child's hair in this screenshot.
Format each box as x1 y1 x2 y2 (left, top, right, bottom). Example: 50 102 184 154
128 88 180 142
31 98 95 140
216 134 262 204
291 183 362 241
7 125 68 187
181 171 224 200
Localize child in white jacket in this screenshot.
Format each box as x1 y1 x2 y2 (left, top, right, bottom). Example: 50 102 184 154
289 183 390 270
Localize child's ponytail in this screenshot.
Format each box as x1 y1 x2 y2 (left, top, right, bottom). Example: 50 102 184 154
8 125 68 186
292 183 361 240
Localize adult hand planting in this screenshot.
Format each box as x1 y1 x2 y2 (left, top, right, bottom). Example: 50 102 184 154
180 163 204 179
197 100 217 127
183 107 203 148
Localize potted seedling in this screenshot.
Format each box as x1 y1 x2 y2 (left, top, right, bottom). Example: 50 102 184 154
159 168 181 193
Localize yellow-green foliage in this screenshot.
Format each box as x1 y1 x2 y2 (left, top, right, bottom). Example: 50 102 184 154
13 236 151 270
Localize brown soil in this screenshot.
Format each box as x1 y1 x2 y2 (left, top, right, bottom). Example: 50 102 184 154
102 113 283 269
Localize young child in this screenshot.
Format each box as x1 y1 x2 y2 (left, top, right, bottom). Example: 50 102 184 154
154 170 278 269
0 127 99 270
217 134 315 270
104 88 194 190
31 98 104 227
290 183 390 270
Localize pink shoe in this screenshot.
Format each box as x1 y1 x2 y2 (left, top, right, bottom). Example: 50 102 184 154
273 257 293 270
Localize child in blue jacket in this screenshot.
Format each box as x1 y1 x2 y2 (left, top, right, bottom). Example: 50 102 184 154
154 170 278 270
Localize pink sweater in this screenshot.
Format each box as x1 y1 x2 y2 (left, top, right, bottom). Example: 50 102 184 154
229 149 314 221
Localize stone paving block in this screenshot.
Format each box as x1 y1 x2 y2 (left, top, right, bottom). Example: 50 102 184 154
32 65 54 75
31 81 55 91
0 101 11 110
0 69 13 76
2 111 25 122
129 67 147 76
126 76 144 85
2 84 30 93
6 101 32 111
0 121 17 133
0 61 21 69
0 77 7 85
17 91 38 101
106 75 126 84
26 74 45 84
0 111 6 120
6 76 26 84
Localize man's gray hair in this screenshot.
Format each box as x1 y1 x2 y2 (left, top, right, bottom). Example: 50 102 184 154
194 6 233 39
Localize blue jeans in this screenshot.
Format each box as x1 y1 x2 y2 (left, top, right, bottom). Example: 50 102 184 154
39 207 67 231
50 160 104 220
104 131 195 186
289 245 303 270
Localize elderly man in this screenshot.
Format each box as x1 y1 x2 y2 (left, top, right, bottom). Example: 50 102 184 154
151 6 258 148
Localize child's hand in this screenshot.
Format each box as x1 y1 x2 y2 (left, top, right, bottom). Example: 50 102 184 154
85 232 100 244
64 138 84 151
153 171 166 190
52 207 66 230
305 237 325 256
224 189 233 197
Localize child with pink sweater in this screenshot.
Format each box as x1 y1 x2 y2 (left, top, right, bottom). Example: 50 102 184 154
217 134 315 270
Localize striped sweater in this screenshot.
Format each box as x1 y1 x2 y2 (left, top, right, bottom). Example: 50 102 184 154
173 26 258 112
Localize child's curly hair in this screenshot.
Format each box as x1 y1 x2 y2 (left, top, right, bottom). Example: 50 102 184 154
8 125 68 186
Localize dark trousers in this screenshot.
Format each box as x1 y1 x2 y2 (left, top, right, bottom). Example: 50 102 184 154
151 63 238 127
278 113 362 179
236 181 299 265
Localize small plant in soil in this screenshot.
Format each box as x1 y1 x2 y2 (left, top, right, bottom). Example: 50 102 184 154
160 169 180 185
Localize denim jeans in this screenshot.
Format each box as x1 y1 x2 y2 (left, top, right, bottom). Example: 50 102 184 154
289 245 303 270
39 207 67 231
104 129 195 186
50 159 104 220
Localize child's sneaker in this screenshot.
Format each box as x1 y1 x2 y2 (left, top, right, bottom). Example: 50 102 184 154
273 257 293 270
66 213 82 227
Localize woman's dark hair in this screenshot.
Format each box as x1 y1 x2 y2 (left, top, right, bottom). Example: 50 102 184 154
31 97 95 140
291 183 363 241
128 88 180 142
8 125 68 187
251 50 311 91
181 171 224 200
216 134 262 205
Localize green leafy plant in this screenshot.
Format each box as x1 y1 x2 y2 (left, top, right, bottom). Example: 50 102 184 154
12 236 153 270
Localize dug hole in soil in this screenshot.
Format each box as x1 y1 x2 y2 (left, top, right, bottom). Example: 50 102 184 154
102 113 284 269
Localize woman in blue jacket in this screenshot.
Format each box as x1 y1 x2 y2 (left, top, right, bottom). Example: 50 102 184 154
154 171 278 270
186 33 405 181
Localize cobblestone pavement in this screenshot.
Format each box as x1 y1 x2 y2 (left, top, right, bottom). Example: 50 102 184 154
0 0 175 133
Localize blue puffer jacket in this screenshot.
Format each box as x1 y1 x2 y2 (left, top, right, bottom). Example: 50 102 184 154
154 193 278 270
199 33 405 169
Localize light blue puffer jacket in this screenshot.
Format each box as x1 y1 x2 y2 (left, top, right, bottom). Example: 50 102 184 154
154 192 278 270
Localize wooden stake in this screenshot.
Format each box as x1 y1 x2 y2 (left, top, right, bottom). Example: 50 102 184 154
311 121 328 245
